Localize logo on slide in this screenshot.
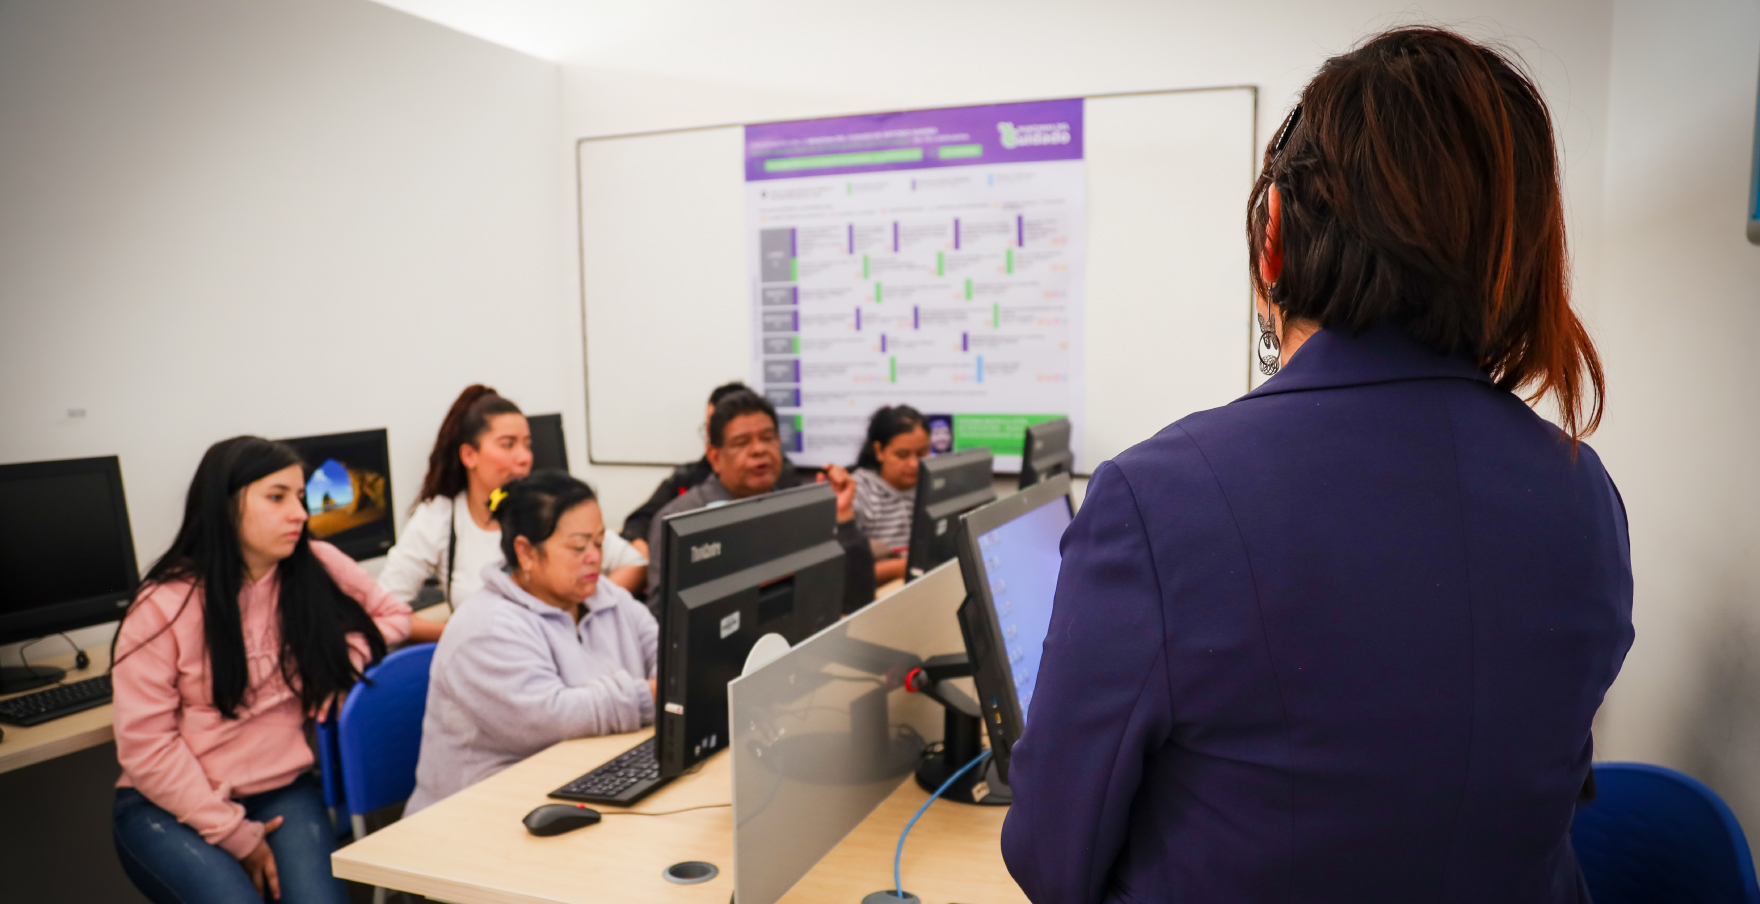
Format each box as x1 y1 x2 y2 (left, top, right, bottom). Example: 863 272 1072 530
996 120 1072 150
691 542 722 563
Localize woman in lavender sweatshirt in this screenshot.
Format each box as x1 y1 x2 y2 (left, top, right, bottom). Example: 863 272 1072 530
407 471 657 814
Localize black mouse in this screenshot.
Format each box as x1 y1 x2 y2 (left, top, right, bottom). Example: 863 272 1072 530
523 803 601 836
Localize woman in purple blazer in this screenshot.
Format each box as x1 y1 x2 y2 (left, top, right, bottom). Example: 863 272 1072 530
1001 27 1633 904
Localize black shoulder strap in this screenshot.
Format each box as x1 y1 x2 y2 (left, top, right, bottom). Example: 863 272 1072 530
445 498 458 612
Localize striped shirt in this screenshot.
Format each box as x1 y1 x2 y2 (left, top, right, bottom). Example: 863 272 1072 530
853 467 915 555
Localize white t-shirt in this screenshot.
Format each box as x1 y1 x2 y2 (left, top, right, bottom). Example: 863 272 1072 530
378 493 647 607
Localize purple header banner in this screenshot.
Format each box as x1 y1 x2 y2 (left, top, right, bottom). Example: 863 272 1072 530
745 98 1083 182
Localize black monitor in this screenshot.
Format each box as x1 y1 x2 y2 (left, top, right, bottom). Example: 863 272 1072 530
1750 61 1760 245
655 483 847 776
954 472 1075 783
1018 418 1073 489
527 413 568 473
905 448 996 580
280 429 396 561
0 457 140 691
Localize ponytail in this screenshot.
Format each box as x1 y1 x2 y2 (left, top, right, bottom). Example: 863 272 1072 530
416 385 523 506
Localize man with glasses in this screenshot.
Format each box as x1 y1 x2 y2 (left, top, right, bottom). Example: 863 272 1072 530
621 381 789 555
643 389 872 606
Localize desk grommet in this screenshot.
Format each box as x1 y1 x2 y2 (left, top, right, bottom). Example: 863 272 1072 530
663 860 719 884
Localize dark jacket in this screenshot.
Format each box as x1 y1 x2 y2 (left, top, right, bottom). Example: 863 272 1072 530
620 458 713 544
1001 324 1634 904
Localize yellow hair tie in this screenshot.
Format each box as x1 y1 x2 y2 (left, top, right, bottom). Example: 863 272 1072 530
489 487 508 513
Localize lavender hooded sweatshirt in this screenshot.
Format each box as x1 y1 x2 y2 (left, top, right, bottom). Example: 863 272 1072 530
406 564 658 814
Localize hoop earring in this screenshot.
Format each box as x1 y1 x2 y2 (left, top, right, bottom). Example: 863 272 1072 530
1256 310 1281 376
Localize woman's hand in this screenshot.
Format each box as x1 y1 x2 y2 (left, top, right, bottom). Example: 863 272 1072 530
875 557 908 585
648 679 659 702
240 816 283 900
818 464 857 523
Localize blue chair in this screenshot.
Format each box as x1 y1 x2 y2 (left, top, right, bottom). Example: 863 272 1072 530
314 711 349 840
1572 762 1760 904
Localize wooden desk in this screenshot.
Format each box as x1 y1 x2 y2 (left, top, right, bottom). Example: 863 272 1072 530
0 645 115 775
331 728 1026 904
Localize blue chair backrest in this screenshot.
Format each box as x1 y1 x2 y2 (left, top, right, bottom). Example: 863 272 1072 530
1572 762 1760 904
316 715 344 811
336 643 436 817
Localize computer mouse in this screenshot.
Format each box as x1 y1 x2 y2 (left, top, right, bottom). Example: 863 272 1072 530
523 803 602 836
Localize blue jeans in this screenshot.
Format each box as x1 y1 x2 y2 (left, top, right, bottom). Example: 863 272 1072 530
113 772 349 904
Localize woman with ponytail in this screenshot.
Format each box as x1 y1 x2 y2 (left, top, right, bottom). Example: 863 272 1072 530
378 386 648 641
111 436 410 904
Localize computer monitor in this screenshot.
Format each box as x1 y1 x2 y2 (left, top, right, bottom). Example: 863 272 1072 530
954 472 1075 783
1750 67 1760 244
527 413 568 473
1018 418 1073 489
655 483 847 777
0 456 140 691
904 447 996 579
280 429 396 561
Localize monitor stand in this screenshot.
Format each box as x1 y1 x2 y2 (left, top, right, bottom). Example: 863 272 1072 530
906 653 1011 806
0 665 66 694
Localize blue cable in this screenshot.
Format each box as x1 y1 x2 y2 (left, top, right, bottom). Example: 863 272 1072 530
894 748 994 898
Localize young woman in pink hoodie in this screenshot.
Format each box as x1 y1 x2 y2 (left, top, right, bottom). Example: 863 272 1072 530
110 436 411 904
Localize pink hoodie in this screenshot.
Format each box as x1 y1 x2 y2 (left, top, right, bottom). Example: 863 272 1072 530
112 541 411 859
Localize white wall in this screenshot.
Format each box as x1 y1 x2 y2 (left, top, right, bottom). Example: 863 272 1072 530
519 0 1624 533
1589 0 1760 830
0 0 567 658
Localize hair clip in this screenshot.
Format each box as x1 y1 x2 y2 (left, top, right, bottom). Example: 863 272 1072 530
489 487 508 513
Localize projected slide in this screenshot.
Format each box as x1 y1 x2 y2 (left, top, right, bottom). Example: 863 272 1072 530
745 100 1087 471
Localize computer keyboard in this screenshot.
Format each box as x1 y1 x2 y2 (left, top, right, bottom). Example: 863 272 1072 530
0 674 113 726
548 736 667 806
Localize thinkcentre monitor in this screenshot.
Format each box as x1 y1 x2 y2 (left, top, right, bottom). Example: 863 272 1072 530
1018 417 1073 490
0 457 140 691
527 413 568 473
280 429 396 561
656 482 847 776
954 472 1075 782
905 447 995 579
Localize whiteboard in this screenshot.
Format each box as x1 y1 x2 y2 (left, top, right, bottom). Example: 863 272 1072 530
578 88 1257 468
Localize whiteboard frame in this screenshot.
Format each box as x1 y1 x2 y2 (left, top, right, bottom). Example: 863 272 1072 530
575 85 1262 468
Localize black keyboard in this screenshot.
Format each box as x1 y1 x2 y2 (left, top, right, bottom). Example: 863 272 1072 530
0 674 113 726
548 736 668 806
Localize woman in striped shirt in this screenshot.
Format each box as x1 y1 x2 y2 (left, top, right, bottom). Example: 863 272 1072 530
851 405 932 585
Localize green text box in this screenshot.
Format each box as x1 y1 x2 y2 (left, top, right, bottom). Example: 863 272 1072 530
764 148 924 172
953 413 1065 456
937 144 984 160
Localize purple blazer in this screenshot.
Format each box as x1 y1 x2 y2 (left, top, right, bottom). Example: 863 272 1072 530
1001 324 1633 904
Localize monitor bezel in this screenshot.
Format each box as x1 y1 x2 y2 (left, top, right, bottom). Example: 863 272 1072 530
1750 65 1759 245
526 413 569 473
953 472 1074 782
656 482 845 776
905 447 995 578
0 456 141 647
1019 417 1073 489
279 428 397 561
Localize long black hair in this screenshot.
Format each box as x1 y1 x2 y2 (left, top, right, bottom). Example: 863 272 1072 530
416 384 523 506
113 436 388 719
855 405 926 471
493 469 598 567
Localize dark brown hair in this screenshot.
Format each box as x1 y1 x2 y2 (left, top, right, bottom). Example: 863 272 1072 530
416 385 523 505
1248 26 1604 439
